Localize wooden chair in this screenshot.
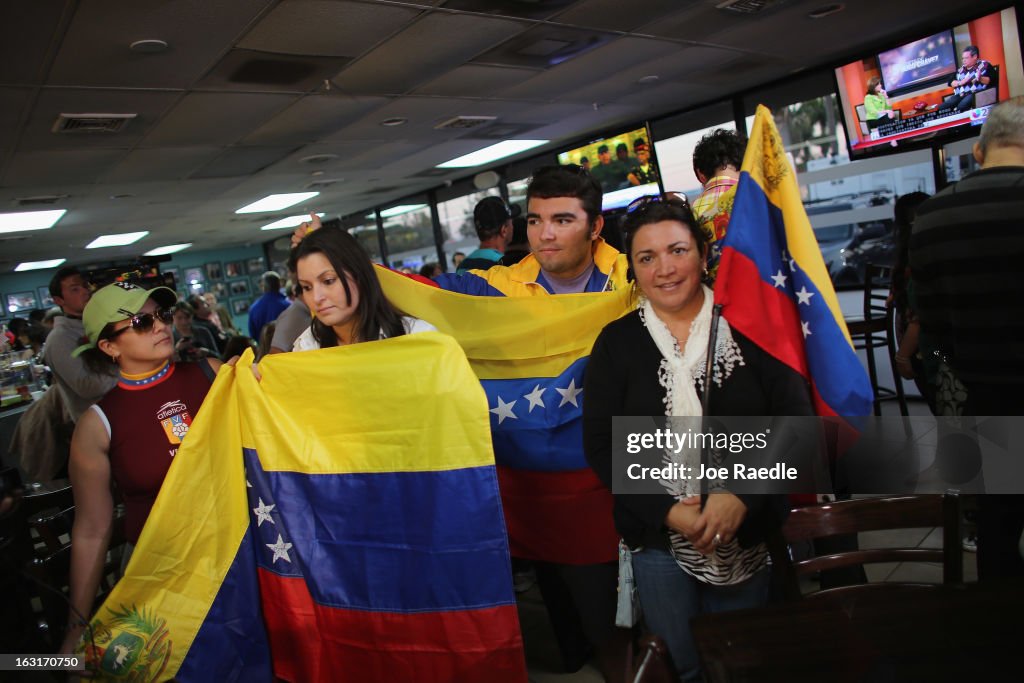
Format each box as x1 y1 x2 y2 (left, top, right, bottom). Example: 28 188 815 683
20 501 129 650
846 264 907 416
770 493 962 601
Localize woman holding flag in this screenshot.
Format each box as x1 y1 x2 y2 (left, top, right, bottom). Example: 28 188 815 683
60 282 221 655
287 221 435 350
582 195 814 680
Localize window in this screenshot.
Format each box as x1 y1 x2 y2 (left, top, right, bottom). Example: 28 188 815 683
436 188 500 268
379 202 435 272
653 120 737 199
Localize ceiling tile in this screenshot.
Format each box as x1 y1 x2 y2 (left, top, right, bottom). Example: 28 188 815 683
0 1 72 85
440 0 577 20
414 64 541 98
472 24 617 69
46 0 273 89
2 149 129 187
332 13 530 95
241 94 390 145
190 146 302 179
142 92 297 147
495 36 680 100
101 147 224 183
196 49 352 93
238 0 423 58
551 0 682 32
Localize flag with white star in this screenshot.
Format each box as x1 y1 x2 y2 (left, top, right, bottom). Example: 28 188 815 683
715 105 873 419
84 336 527 683
379 267 634 565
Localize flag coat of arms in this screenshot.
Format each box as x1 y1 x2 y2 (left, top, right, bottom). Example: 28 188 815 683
714 104 874 420
82 334 526 682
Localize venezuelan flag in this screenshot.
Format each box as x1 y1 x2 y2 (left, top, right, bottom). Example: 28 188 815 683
380 267 630 564
715 105 874 419
81 334 526 682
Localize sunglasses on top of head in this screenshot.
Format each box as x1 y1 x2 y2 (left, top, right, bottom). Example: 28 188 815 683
108 308 174 338
625 192 690 215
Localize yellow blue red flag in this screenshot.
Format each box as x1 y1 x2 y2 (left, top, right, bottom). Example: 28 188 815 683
715 104 874 419
379 267 631 564
81 334 526 681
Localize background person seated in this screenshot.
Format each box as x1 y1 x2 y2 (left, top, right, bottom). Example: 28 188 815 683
864 76 897 127
935 45 993 112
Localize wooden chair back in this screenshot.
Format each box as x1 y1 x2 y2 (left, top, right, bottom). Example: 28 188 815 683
771 494 962 600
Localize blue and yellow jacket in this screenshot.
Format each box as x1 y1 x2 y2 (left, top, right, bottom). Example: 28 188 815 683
435 239 629 297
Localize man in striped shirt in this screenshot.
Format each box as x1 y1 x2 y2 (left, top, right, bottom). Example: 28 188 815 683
911 96 1024 580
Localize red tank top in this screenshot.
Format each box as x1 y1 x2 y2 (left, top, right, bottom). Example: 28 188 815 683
97 362 212 542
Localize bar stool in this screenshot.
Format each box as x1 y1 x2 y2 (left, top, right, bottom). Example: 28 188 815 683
846 264 908 416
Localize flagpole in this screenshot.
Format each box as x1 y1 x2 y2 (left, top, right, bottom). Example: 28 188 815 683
701 304 723 499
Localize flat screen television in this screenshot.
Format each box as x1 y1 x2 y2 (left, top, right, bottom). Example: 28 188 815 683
557 125 662 211
835 6 1022 160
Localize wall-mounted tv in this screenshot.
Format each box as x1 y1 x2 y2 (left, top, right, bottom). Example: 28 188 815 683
557 125 662 211
835 6 1022 160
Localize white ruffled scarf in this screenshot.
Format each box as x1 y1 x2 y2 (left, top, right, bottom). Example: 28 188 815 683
638 284 743 498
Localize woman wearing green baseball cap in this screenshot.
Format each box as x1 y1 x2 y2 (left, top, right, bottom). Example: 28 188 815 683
61 281 223 654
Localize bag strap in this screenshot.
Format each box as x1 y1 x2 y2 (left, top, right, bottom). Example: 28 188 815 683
199 357 217 384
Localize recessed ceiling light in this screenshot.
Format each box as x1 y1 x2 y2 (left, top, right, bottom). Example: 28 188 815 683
85 231 149 249
379 204 427 219
15 258 66 272
0 209 67 234
235 192 319 214
436 140 549 168
129 39 169 53
144 243 192 256
261 213 326 231
637 75 660 85
380 117 408 127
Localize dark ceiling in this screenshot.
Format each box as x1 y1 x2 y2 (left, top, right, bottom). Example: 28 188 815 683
0 0 1008 268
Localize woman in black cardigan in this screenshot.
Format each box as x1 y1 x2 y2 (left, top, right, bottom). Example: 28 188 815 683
582 197 814 681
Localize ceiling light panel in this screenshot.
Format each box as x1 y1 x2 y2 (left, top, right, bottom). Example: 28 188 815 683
436 140 548 168
85 231 150 248
144 243 193 256
0 209 67 233
15 259 66 272
236 192 319 213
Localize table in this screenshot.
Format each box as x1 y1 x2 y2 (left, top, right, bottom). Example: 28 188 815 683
692 581 1023 682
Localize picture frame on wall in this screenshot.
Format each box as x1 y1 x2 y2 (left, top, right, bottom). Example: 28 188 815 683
225 260 245 278
231 298 251 315
183 267 204 286
6 291 38 314
247 257 265 275
205 261 223 281
211 282 228 300
37 286 55 308
228 279 250 297
251 275 264 294
162 267 180 288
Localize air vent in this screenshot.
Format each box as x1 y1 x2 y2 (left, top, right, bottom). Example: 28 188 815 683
715 0 783 14
15 194 68 206
434 116 497 131
52 113 137 133
229 59 316 85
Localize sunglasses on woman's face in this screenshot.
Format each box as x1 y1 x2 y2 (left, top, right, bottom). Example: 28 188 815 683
108 308 174 338
625 192 690 215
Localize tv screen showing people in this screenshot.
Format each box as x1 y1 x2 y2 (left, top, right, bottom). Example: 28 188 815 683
834 7 1022 159
557 126 662 211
